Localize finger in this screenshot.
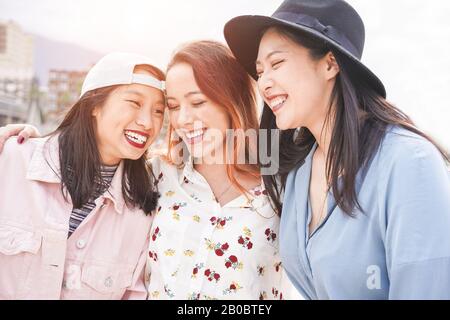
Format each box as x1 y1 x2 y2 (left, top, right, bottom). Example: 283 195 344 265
17 128 31 144
3 124 26 136
0 124 21 153
18 125 41 143
0 134 6 154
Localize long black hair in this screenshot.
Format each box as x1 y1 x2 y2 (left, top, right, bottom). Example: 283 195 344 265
260 26 450 216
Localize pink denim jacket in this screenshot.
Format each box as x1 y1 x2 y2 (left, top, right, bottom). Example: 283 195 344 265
0 136 153 299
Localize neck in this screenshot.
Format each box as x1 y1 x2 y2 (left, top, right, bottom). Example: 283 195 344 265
192 143 229 177
191 144 260 192
98 148 121 166
194 161 229 181
100 158 121 166
309 113 333 159
101 162 120 168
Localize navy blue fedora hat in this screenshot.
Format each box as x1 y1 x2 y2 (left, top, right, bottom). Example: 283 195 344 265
224 0 386 98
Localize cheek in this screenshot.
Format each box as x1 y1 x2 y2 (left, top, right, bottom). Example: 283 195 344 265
292 73 321 105
218 113 231 131
209 106 230 128
94 114 114 136
153 117 163 135
168 112 179 128
215 114 231 145
99 107 132 131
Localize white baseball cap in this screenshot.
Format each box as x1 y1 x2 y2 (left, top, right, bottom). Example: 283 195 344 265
80 52 165 97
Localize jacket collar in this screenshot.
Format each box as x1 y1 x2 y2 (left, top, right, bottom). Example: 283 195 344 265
26 135 126 214
26 136 61 184
102 161 126 214
179 155 269 210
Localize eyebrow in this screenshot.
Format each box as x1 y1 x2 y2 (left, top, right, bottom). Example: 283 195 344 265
123 90 145 97
255 50 286 66
166 91 203 101
123 90 165 105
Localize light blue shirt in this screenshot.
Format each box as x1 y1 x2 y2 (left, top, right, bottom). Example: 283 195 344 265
280 126 450 299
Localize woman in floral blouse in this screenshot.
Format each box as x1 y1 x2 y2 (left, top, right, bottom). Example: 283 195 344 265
146 40 293 300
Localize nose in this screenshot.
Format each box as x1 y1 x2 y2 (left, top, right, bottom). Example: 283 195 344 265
176 104 194 128
135 108 154 131
257 72 274 98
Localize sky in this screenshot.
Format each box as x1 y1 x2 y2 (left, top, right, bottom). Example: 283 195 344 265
1 0 449 150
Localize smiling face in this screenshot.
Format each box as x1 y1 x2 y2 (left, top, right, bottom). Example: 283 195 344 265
256 28 338 131
92 69 166 165
165 62 231 163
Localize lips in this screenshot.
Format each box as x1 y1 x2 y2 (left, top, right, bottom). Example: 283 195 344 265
124 129 149 149
267 94 287 113
184 128 207 145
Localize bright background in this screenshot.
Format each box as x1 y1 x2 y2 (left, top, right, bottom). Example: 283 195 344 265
1 0 449 150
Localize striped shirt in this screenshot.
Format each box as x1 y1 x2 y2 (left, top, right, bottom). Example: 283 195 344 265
68 164 118 237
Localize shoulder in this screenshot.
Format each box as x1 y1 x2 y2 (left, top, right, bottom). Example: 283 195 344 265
376 126 446 172
147 155 178 175
147 155 183 189
0 137 43 167
369 126 450 206
147 156 162 175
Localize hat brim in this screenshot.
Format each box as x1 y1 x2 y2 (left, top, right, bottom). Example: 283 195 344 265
224 15 386 98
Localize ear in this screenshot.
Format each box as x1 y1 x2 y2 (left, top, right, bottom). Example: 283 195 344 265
324 52 340 80
91 105 100 117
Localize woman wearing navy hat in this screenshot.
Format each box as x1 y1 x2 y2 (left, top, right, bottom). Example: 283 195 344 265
225 0 450 299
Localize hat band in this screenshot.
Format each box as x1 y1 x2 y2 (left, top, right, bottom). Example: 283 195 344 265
273 12 361 59
131 73 165 91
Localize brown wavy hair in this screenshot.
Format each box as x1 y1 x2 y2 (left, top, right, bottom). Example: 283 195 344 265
165 40 261 195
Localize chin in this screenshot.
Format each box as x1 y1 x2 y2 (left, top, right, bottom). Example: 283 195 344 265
190 149 210 162
124 151 145 161
275 118 291 130
192 144 221 164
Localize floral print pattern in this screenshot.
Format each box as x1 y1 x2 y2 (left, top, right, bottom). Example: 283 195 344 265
145 157 292 299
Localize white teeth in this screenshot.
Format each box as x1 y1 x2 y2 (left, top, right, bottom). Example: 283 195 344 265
269 97 286 109
124 131 147 144
186 129 204 139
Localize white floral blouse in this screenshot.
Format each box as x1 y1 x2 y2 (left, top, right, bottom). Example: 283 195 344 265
145 157 293 300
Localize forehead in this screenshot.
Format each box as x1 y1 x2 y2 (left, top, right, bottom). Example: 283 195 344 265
165 63 201 96
257 28 295 58
115 83 165 101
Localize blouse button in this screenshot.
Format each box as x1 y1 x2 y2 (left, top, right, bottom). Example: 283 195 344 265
104 277 113 288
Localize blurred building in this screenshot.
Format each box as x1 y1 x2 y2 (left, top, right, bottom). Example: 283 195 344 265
47 69 86 116
0 20 38 126
0 20 33 80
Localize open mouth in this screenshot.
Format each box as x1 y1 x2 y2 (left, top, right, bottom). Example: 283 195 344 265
124 129 149 149
184 128 207 145
268 95 287 113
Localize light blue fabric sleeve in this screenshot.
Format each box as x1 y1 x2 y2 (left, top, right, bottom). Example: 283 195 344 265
381 136 450 299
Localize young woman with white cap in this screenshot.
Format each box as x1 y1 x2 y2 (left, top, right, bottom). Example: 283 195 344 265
0 52 166 299
224 0 450 299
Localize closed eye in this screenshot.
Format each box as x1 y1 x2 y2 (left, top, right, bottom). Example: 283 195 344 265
126 100 141 108
192 101 206 107
167 104 179 111
272 60 285 68
256 69 263 79
154 107 165 115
